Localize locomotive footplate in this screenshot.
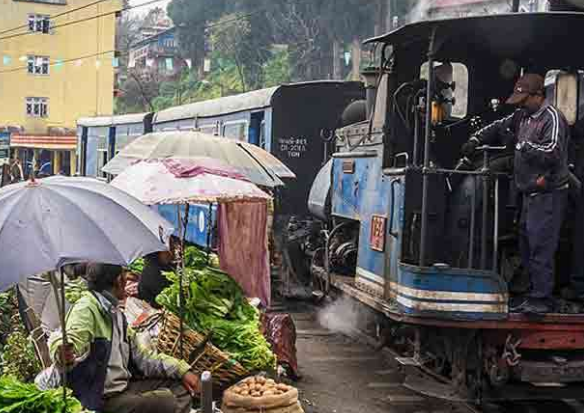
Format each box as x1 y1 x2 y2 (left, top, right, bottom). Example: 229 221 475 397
512 358 584 383
326 271 584 331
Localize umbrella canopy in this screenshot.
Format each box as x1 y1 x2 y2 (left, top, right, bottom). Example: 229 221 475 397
111 158 272 205
102 131 295 188
0 177 173 291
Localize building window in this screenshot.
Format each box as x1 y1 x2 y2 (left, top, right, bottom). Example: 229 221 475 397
27 56 50 75
26 97 49 118
28 14 51 34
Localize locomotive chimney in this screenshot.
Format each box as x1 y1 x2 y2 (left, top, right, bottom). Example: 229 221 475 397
361 67 381 120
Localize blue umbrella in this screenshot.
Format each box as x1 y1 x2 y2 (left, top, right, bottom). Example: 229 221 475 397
0 176 173 409
0 176 173 291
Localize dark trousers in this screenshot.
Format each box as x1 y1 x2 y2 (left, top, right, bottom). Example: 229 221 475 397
102 379 192 413
519 190 567 299
570 186 584 294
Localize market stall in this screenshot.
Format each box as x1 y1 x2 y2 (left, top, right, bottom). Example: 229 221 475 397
0 176 173 411
111 157 273 307
111 157 279 386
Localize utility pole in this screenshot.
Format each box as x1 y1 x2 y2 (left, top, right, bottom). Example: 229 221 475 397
333 41 342 80
386 0 393 32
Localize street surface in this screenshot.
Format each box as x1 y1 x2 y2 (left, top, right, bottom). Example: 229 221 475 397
284 301 584 413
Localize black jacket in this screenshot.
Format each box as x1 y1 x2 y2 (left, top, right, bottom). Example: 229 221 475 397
470 103 570 194
138 256 173 308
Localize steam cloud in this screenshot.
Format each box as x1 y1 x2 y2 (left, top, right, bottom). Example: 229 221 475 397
406 0 433 24
317 296 369 337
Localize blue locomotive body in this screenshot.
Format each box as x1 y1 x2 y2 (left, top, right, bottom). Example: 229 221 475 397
306 12 584 399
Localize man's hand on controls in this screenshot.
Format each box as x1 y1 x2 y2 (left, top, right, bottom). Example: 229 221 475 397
461 139 479 157
182 372 201 396
56 344 76 368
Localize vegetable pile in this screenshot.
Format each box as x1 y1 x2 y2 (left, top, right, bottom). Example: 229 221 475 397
128 258 145 274
230 376 292 398
0 288 40 382
0 331 41 383
0 289 18 348
156 246 276 372
0 375 83 413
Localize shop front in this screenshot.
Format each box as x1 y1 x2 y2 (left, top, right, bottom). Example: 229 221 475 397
10 134 77 178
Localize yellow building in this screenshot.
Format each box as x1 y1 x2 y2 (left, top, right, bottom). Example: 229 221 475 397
0 0 122 177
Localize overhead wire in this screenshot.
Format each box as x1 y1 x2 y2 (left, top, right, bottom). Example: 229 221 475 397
0 0 326 79
0 1 308 76
0 0 166 42
0 0 114 36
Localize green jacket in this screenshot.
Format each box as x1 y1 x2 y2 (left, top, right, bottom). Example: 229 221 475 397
48 291 190 410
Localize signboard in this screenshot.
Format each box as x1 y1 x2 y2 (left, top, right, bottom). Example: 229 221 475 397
0 133 10 166
278 137 308 159
370 215 386 252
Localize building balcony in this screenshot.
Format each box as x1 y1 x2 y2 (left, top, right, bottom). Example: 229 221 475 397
148 44 179 57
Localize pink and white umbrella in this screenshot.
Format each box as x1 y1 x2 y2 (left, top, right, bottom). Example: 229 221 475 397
110 157 271 205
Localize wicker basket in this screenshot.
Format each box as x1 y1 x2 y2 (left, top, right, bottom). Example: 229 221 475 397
157 312 249 390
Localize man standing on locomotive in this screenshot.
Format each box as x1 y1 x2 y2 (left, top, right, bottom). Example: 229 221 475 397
461 73 570 314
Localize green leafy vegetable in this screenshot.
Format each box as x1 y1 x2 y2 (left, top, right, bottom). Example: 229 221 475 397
128 258 145 274
0 375 83 413
156 247 275 372
1 330 41 383
0 289 18 349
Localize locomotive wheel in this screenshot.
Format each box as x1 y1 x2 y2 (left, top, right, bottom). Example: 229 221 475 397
450 331 484 405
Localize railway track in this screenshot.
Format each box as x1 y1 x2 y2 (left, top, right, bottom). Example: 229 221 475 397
281 296 584 413
340 304 584 413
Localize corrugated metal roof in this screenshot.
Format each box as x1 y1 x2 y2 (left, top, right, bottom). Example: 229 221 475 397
77 113 150 127
153 81 362 124
153 87 279 124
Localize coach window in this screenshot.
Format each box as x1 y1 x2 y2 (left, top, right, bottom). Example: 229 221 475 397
200 124 218 136
420 62 468 119
222 120 248 142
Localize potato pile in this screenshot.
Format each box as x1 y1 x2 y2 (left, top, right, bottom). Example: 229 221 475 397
231 376 293 398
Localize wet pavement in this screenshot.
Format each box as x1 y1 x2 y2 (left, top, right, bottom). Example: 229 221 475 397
286 301 584 413
288 303 466 413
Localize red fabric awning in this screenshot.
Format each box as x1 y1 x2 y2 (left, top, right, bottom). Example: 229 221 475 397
10 135 77 150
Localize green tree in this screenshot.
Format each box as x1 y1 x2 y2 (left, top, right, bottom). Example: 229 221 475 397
262 48 292 87
209 13 252 92
168 0 229 74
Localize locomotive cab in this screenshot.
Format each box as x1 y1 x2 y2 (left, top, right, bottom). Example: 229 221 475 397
308 12 584 399
312 12 584 318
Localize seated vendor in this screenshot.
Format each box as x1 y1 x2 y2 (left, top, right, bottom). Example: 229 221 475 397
138 241 176 308
49 262 199 413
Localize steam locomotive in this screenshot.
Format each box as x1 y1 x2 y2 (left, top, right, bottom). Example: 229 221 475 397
304 11 584 402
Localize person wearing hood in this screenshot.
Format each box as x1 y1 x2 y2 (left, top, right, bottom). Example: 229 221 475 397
48 263 199 413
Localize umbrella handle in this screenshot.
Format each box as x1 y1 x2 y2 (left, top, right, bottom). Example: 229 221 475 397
58 268 69 413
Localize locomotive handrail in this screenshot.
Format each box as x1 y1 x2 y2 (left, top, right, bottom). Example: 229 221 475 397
431 168 508 176
476 145 507 152
389 178 401 238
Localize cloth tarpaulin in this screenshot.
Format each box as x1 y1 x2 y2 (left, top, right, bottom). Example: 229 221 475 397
260 313 299 379
218 201 270 307
163 157 247 180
